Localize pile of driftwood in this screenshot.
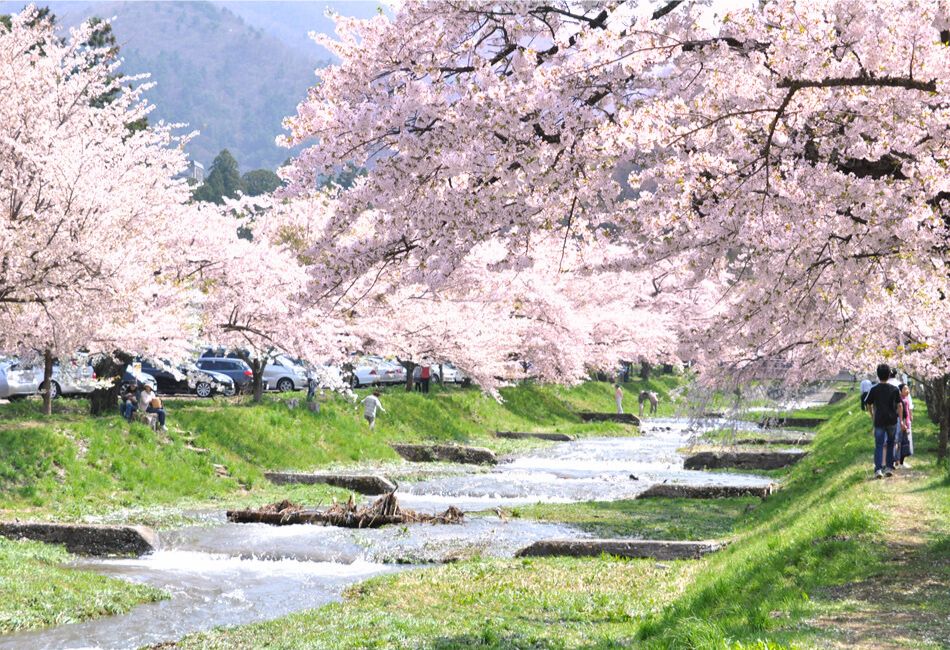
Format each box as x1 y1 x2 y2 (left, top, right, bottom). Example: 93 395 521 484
226 492 464 529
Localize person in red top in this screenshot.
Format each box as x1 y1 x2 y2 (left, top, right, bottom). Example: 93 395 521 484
419 365 431 394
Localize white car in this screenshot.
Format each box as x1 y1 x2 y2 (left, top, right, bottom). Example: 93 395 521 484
0 358 99 399
263 355 310 392
413 362 468 384
0 359 38 399
349 356 407 388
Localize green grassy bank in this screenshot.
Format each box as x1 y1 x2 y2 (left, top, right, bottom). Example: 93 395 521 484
0 377 678 636
173 397 950 649
0 377 678 519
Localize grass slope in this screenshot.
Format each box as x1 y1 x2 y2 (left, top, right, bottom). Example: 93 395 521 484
501 497 757 540
0 537 164 634
0 378 680 635
173 396 950 649
0 379 673 519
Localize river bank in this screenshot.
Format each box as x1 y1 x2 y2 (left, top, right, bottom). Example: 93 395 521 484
0 377 680 637
170 399 950 649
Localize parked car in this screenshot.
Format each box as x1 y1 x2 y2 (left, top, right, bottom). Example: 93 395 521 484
0 357 99 399
140 359 234 397
121 366 158 392
412 362 468 384
0 359 38 400
349 356 407 388
195 357 253 393
263 355 309 392
201 348 308 392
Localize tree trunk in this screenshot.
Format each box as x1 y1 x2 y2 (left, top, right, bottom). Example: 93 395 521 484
438 363 445 386
251 358 264 403
403 361 416 392
89 352 131 416
921 374 950 462
42 349 54 416
639 361 651 380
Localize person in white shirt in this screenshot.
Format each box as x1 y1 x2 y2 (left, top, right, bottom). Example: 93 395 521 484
859 377 873 411
359 391 385 429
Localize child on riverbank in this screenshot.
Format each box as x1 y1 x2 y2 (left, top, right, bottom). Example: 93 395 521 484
360 391 385 430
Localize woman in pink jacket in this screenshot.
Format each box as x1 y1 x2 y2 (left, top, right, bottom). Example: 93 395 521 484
897 384 913 468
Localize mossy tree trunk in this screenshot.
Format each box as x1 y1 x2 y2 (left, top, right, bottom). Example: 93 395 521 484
41 349 54 416
250 357 264 403
403 360 416 392
639 361 651 380
921 374 949 462
89 351 131 416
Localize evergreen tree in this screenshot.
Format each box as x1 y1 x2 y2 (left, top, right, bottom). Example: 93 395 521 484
241 169 282 196
193 149 244 204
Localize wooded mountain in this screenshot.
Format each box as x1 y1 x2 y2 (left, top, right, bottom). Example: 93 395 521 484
0 1 380 170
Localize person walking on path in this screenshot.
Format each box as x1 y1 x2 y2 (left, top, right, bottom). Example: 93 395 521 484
898 383 914 468
865 363 903 478
614 384 624 414
859 377 872 411
360 391 385 430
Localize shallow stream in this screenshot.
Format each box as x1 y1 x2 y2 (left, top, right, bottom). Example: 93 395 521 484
0 416 772 649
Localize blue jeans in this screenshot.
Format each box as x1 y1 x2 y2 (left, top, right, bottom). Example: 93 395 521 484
121 401 136 421
146 406 166 427
874 425 897 472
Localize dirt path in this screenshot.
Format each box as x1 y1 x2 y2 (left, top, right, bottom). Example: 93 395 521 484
811 466 950 649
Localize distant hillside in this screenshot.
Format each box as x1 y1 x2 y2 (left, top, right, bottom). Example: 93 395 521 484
0 1 341 170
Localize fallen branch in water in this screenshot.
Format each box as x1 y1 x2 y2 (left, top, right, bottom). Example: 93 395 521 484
226 492 464 528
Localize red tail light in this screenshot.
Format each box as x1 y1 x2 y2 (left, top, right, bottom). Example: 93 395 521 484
244 370 253 377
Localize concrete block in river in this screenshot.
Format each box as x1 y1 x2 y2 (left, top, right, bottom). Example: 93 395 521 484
828 391 848 404
732 433 814 446
760 416 826 428
684 450 807 470
390 443 497 465
637 483 774 499
577 412 641 425
264 472 396 495
495 431 575 441
0 522 158 556
516 538 723 560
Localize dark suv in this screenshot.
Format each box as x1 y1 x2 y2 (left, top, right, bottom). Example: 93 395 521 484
195 357 253 393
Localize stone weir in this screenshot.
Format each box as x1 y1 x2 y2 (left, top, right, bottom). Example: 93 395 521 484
390 443 497 465
577 412 641 425
637 483 774 499
684 450 807 471
516 538 723 560
495 431 575 442
264 472 396 495
760 416 826 428
730 433 814 446
0 522 159 556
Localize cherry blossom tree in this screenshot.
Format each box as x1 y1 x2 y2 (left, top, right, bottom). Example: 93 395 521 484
0 9 203 414
193 196 356 402
280 0 950 456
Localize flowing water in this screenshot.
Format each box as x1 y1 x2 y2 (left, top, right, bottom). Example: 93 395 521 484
0 416 772 650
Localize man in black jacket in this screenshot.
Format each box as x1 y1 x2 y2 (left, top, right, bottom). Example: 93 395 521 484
865 363 904 478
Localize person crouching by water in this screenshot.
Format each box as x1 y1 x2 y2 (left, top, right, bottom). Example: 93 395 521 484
614 384 624 414
865 363 903 479
138 384 167 431
360 390 385 430
897 383 914 468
